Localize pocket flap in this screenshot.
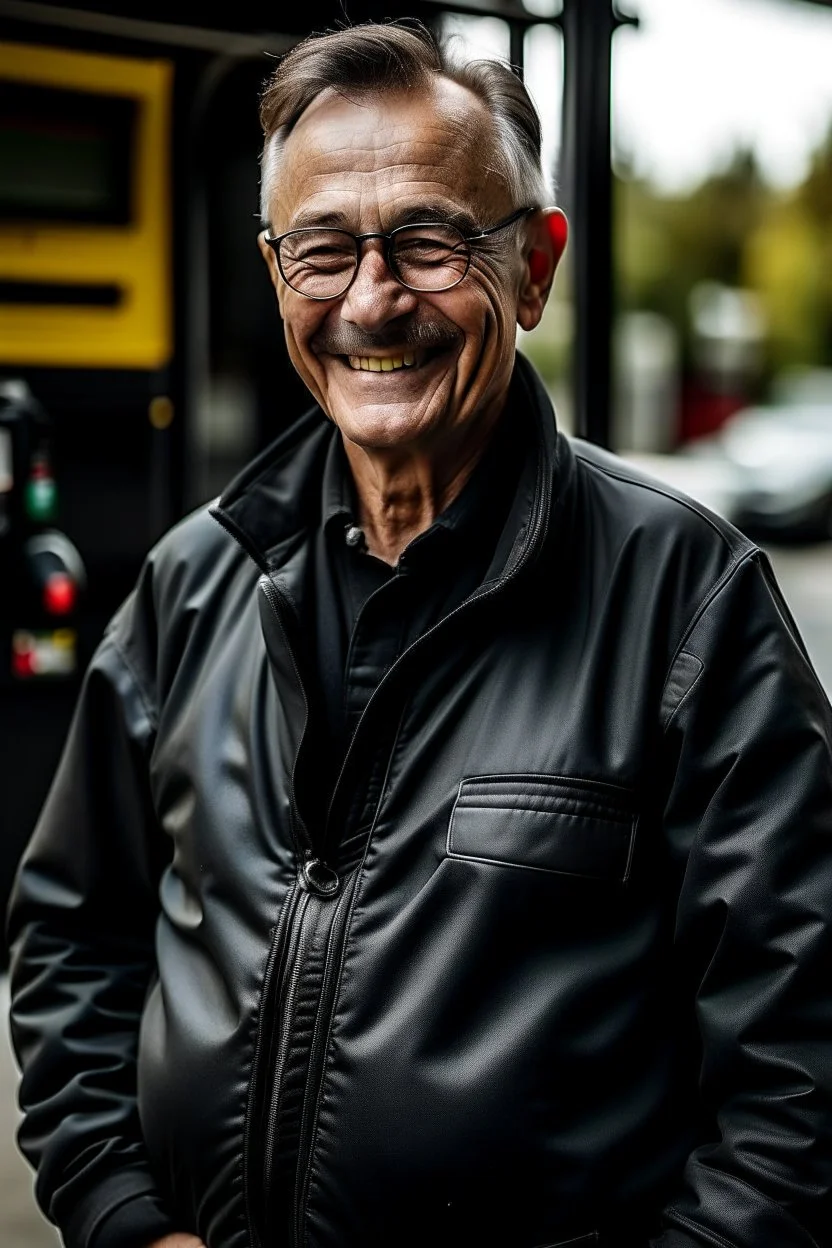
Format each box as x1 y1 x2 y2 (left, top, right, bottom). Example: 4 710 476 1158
447 775 637 882
538 1236 599 1247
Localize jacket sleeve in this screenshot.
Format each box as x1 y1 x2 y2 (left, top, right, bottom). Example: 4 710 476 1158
5 588 178 1248
653 550 832 1248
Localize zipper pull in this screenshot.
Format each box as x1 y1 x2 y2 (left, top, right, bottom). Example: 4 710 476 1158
300 856 339 897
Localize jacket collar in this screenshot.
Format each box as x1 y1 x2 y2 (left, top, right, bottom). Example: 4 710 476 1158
210 351 569 585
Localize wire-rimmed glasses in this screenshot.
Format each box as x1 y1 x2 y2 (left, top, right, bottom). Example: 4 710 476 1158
263 207 536 301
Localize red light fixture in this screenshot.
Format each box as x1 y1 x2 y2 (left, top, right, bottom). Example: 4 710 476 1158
43 571 76 616
12 647 35 679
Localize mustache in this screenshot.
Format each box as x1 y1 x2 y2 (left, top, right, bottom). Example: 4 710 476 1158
311 318 461 357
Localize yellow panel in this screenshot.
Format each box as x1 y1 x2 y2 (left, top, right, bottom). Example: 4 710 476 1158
0 42 172 369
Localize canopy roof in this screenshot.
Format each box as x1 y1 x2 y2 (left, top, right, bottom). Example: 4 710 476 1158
4 0 539 36
20 0 831 29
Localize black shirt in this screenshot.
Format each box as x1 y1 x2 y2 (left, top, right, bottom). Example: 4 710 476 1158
311 408 527 769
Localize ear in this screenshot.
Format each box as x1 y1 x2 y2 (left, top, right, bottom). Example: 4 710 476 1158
258 230 286 317
517 207 568 333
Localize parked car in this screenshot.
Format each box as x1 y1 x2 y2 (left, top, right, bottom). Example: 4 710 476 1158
617 446 743 527
621 402 832 543
683 403 832 542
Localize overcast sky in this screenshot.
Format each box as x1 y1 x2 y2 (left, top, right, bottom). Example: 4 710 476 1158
441 0 832 192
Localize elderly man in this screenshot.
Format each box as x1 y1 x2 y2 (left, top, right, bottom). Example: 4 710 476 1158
7 20 832 1248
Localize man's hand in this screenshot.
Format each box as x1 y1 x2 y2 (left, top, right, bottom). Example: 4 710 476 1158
147 1237 206 1248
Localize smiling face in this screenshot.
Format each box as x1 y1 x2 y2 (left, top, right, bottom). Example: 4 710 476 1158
259 79 545 460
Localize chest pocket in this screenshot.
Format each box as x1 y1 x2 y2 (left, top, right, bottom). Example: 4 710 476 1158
447 775 637 883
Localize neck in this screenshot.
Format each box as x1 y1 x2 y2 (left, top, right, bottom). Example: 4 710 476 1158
342 410 504 565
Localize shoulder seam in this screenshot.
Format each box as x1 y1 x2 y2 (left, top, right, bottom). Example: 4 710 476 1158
568 449 766 734
671 548 762 666
571 447 754 554
660 550 763 735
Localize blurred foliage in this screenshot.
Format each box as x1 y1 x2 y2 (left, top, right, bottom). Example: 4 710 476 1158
616 124 832 384
517 288 573 389
526 122 832 392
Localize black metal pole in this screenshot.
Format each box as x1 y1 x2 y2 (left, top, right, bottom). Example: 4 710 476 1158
559 0 636 447
509 19 524 78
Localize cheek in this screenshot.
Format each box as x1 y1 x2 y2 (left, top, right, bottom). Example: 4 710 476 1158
445 290 518 406
440 278 510 350
284 305 323 367
469 260 518 326
283 325 308 380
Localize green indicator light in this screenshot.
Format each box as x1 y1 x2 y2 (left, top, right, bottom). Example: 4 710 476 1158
25 475 57 522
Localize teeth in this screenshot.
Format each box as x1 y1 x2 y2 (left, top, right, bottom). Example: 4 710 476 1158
346 353 419 372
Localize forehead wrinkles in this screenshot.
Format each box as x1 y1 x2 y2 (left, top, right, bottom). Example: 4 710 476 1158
277 156 482 232
276 86 499 223
287 122 477 186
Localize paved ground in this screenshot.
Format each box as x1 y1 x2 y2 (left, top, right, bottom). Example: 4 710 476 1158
765 540 832 697
0 540 829 1246
0 978 59 1246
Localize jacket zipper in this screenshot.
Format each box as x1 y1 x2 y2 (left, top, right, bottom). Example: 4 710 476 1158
285 507 551 1247
243 878 300 1248
261 889 311 1223
291 698 406 1246
291 867 361 1246
236 451 551 1247
248 576 341 1248
261 881 343 1248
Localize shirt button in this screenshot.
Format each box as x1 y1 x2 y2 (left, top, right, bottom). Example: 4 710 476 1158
345 524 365 550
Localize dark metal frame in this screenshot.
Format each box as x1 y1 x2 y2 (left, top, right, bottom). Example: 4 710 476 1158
427 0 637 447
559 1 637 446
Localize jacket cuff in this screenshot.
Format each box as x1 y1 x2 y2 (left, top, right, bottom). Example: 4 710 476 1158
60 1170 177 1248
89 1194 177 1248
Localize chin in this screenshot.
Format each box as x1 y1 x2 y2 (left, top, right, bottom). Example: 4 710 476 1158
333 404 446 452
326 376 462 449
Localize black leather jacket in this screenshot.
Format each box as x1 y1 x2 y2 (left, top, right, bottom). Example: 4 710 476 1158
8 357 832 1248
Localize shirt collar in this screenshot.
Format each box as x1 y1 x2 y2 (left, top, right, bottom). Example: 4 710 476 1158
320 398 526 567
321 435 357 535
211 352 566 584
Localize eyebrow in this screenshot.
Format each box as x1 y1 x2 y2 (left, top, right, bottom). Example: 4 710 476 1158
393 204 479 233
289 209 351 230
287 203 480 234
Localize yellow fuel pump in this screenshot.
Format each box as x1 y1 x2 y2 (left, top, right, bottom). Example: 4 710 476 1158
0 40 172 369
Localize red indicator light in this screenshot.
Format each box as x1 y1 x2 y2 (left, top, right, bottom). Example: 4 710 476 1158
43 572 76 615
12 648 35 678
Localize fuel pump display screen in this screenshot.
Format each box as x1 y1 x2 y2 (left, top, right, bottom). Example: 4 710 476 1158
0 45 170 367
0 82 136 224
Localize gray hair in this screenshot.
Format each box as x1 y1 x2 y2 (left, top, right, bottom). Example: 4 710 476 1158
258 20 550 227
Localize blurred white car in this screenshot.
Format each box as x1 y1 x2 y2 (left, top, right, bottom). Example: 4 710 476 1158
622 403 832 542
618 447 743 527
684 404 832 541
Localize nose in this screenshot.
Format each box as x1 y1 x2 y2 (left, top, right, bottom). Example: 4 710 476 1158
339 239 419 331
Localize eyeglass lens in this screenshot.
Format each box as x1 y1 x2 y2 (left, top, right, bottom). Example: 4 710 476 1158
279 224 470 297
